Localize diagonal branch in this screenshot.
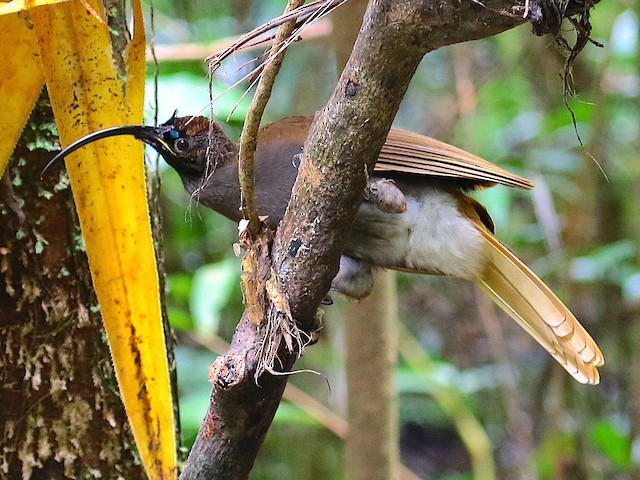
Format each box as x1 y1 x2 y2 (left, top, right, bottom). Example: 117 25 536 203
181 0 597 477
272 0 528 325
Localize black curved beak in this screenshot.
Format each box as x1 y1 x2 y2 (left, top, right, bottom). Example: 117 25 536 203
41 125 172 178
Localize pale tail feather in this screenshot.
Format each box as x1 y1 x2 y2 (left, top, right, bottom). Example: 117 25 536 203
475 228 603 385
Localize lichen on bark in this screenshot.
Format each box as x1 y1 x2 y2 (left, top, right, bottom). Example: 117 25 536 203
0 69 145 480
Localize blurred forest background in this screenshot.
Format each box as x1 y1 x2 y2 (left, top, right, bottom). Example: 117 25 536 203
144 1 640 478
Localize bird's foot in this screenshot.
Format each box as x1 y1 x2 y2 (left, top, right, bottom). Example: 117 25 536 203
365 178 407 214
331 256 374 300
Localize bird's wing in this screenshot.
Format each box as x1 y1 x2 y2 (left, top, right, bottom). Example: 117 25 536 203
377 128 534 190
260 117 534 189
474 226 603 384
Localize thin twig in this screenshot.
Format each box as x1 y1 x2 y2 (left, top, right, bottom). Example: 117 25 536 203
237 0 305 236
144 19 331 63
205 0 348 68
226 0 338 121
192 2 345 122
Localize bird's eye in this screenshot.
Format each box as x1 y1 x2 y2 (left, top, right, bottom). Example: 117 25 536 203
174 138 190 152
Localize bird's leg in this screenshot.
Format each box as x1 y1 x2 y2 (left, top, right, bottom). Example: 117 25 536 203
330 256 375 300
364 178 407 213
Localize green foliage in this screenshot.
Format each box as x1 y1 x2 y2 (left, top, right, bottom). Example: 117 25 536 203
535 432 574 479
175 346 218 446
570 239 640 302
190 258 240 334
589 418 632 470
145 0 640 478
166 273 193 330
253 425 342 480
145 72 251 130
396 363 499 396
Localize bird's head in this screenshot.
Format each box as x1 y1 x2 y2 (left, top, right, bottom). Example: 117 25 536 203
42 114 235 179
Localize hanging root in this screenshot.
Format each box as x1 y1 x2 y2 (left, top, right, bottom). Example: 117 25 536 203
526 0 603 94
525 0 605 175
254 271 318 382
236 221 319 383
525 0 602 89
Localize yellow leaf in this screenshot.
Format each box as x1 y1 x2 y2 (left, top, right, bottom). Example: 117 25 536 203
125 0 145 122
0 13 44 177
0 0 70 16
31 1 177 478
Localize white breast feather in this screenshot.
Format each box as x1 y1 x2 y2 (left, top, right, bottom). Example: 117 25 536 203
403 191 486 278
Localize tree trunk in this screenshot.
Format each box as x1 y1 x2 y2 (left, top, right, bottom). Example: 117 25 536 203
0 95 145 478
332 2 402 479
0 1 172 475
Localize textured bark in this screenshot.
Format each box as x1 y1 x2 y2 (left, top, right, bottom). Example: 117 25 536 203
180 312 292 480
0 97 145 479
182 0 529 477
0 1 177 476
333 2 403 479
272 0 526 325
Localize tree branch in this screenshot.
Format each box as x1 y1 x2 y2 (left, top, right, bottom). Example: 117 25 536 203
182 1 532 478
273 0 527 325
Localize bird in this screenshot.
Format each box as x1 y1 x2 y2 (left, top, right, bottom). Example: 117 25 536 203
45 113 604 384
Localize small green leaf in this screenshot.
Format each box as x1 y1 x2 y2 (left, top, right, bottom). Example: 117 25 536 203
190 258 240 334
589 419 632 470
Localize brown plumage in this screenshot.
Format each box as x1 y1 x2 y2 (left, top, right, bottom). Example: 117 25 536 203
47 114 604 384
380 128 535 189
